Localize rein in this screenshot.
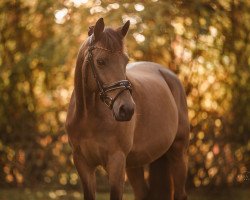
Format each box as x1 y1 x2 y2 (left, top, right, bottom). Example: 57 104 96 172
86 39 132 109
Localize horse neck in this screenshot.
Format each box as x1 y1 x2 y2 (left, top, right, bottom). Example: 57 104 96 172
84 84 108 121
73 42 88 120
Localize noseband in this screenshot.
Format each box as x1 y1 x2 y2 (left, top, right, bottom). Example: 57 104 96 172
86 40 132 109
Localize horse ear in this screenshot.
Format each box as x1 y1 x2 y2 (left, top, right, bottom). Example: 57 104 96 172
117 20 130 38
93 18 105 41
88 26 94 36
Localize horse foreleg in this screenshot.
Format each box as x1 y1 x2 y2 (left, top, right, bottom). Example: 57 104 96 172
107 151 126 200
73 152 96 200
126 167 149 200
167 140 188 200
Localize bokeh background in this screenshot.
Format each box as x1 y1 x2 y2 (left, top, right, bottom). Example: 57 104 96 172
1 0 250 199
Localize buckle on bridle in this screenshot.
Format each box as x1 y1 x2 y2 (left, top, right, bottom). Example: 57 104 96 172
99 81 132 109
100 93 113 109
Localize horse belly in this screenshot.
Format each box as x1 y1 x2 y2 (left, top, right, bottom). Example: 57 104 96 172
126 124 177 168
126 76 178 168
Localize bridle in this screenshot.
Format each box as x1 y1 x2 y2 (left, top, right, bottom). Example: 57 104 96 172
86 38 132 109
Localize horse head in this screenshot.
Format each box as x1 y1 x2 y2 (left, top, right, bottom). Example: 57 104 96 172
78 18 135 121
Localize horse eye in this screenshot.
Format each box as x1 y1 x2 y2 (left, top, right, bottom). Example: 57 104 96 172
97 59 105 66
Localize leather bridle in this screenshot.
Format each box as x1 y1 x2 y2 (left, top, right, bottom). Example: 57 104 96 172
86 39 132 109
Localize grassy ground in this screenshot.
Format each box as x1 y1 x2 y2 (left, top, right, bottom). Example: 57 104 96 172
0 188 249 200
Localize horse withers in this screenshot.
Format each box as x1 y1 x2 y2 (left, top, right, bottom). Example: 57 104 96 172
65 18 189 200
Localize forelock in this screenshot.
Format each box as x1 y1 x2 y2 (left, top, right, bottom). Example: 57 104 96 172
98 28 124 52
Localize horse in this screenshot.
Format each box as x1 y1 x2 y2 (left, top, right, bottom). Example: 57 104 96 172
65 18 189 200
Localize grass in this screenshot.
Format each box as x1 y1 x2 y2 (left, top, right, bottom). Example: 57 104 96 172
0 188 249 200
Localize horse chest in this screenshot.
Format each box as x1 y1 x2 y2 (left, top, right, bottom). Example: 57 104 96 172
70 130 120 166
78 138 107 166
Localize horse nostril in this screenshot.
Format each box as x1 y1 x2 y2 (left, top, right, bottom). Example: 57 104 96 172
118 104 134 120
119 105 126 118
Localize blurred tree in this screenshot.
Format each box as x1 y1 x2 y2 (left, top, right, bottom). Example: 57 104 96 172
0 0 249 189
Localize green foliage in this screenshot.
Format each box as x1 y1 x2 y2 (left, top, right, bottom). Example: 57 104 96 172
0 0 250 188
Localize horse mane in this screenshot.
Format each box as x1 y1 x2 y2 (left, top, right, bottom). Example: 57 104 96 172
73 42 87 120
73 27 124 121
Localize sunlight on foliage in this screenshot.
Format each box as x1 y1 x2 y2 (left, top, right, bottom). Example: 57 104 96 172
0 0 250 189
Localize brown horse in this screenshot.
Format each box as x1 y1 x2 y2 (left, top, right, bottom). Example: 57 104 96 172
65 18 189 200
